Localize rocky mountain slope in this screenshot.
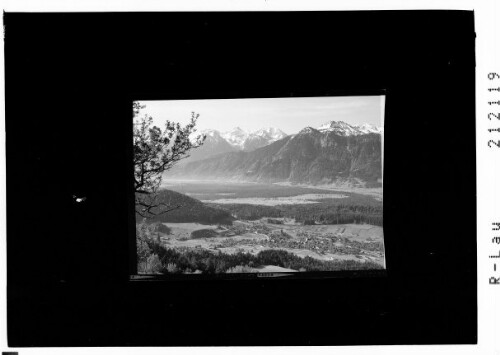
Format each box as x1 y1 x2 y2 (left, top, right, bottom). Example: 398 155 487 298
169 123 383 187
186 129 237 163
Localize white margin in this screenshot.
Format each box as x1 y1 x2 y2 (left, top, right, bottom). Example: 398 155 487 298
1 1 497 355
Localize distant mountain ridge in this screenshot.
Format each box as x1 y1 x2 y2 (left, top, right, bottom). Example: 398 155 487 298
170 123 383 188
220 127 288 151
186 129 237 163
182 126 288 163
317 120 383 136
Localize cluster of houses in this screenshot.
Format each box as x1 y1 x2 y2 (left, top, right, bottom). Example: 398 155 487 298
202 229 382 259
164 219 383 260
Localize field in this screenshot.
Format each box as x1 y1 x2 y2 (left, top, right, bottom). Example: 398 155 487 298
162 179 379 199
158 219 384 265
138 180 385 274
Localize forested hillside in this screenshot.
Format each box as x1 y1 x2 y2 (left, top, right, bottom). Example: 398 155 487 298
142 189 234 225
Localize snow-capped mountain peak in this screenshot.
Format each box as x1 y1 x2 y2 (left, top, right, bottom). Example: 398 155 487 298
318 121 382 136
221 126 288 150
355 123 383 134
253 127 287 141
221 127 250 149
298 127 319 135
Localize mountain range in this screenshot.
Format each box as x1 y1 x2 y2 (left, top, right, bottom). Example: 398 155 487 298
222 127 288 151
317 121 383 135
170 120 383 188
185 126 287 163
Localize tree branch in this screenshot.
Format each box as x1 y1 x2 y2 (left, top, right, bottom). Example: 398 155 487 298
133 105 206 217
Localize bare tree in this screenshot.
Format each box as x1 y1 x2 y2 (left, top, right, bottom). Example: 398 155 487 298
133 102 205 217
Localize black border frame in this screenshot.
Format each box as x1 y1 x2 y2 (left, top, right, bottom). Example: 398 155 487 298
5 11 476 346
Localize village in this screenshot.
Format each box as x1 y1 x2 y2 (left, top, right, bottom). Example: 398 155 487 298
159 217 385 265
213 222 384 258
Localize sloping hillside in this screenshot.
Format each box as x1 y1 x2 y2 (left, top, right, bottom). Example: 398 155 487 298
183 129 237 163
139 189 234 225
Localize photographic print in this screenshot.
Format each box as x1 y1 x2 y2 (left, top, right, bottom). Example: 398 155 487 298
134 96 385 275
4 9 478 347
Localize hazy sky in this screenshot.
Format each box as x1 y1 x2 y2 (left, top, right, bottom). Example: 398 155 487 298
136 96 385 135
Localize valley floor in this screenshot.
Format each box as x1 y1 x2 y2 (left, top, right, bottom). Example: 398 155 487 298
157 218 385 268
140 180 384 273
